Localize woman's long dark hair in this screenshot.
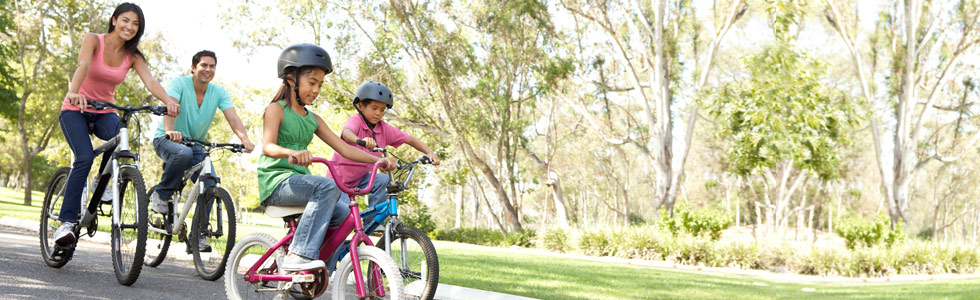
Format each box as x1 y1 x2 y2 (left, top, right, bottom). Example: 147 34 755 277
106 2 145 58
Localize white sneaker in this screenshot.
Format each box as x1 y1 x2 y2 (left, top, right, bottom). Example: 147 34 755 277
282 253 325 271
54 222 76 246
150 191 169 214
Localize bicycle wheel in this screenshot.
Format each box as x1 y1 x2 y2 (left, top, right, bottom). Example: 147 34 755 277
110 167 148 286
379 223 439 300
40 167 72 268
332 246 404 300
191 187 236 281
224 232 285 300
144 186 172 267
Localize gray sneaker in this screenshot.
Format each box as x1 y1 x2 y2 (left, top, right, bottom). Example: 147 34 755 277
150 191 169 214
54 222 76 246
282 253 325 271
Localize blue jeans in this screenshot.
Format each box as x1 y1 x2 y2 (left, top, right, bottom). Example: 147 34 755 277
152 136 205 200
331 173 391 226
58 110 120 223
264 175 343 259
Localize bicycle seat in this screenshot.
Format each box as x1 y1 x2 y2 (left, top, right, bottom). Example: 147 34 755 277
265 205 306 218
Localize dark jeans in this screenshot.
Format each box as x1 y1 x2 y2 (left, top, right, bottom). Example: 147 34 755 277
58 110 120 223
152 136 204 200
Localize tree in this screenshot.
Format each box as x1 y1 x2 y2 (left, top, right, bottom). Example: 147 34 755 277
824 0 980 227
707 0 860 233
8 0 111 205
561 0 748 217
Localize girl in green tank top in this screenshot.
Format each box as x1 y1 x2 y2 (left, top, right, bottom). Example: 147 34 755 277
258 45 395 270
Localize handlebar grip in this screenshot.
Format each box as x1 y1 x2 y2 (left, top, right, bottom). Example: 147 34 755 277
356 139 367 147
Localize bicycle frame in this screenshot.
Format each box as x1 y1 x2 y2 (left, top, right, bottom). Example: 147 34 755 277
147 154 220 237
74 103 156 231
242 157 388 298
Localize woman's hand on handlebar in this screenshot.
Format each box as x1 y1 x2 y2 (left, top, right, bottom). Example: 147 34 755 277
377 157 397 172
288 150 313 167
163 96 180 117
67 92 87 112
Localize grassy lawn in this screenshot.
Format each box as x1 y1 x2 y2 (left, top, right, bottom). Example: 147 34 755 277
437 242 980 300
4 187 980 299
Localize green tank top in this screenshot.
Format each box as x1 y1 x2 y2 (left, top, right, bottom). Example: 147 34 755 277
257 100 319 203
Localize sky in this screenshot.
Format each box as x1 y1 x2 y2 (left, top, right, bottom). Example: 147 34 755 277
134 0 278 88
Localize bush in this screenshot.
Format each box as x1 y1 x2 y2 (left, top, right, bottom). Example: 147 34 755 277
850 247 895 277
504 229 536 248
539 228 569 253
715 241 764 270
578 228 615 256
659 205 732 240
798 247 847 276
835 214 905 249
401 199 437 237
434 228 504 246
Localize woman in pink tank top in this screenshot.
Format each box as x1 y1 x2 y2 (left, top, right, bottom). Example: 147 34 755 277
51 2 181 250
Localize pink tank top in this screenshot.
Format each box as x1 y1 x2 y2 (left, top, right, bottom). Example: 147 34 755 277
60 34 132 113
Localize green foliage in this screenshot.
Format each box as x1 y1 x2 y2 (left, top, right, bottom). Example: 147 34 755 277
835 214 906 249
659 205 732 240
706 36 860 180
538 227 569 252
434 227 537 248
0 0 17 120
402 202 437 237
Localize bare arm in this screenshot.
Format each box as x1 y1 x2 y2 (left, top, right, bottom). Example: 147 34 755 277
65 33 100 111
404 136 440 166
131 54 179 116
163 115 182 142
222 107 254 152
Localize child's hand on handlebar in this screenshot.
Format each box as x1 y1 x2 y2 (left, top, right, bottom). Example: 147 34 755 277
377 157 396 172
288 150 313 166
426 152 440 166
362 137 377 149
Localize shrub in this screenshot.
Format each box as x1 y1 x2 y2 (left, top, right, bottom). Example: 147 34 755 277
659 205 733 240
835 214 905 249
798 247 847 276
434 228 504 246
715 241 764 270
401 200 437 236
669 235 718 267
503 229 536 248
578 228 615 256
539 228 569 253
850 247 894 277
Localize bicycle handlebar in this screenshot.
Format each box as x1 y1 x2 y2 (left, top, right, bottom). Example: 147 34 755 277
87 99 168 116
181 137 245 153
286 157 387 196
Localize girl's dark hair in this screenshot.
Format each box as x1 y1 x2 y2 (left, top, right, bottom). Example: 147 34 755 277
107 2 145 58
271 66 319 105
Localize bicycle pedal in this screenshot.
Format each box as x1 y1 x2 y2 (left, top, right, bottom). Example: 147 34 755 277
84 218 98 237
291 273 316 283
52 244 76 262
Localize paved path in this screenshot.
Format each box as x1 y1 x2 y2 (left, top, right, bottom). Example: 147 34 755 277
0 216 538 300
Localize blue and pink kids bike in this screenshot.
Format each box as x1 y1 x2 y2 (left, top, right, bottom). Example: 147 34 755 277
224 157 403 299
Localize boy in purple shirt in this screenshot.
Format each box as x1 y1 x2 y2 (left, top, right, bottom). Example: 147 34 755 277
329 81 440 224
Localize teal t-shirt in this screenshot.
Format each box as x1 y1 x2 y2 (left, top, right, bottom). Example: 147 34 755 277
154 76 234 140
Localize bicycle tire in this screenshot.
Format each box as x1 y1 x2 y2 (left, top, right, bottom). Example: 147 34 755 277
191 187 236 281
224 232 283 300
144 186 172 267
378 223 439 300
39 167 72 268
332 246 404 300
110 167 148 286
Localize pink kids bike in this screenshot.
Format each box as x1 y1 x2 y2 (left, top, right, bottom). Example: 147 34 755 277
224 157 402 299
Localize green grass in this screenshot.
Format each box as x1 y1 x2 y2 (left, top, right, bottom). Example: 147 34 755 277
436 242 980 299
0 188 45 221
5 187 980 299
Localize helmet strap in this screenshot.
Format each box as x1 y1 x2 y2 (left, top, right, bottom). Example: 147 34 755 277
292 69 301 106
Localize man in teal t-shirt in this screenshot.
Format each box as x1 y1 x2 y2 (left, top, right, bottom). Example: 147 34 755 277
150 50 254 219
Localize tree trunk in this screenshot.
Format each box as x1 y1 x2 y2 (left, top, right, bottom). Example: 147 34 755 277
18 92 32 206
